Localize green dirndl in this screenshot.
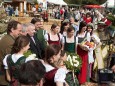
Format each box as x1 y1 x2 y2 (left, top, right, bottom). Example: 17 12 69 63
64 36 76 53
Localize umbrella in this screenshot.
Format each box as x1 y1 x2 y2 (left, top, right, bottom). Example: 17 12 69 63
84 5 103 8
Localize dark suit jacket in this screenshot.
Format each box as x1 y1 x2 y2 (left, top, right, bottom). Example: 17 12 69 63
27 34 44 59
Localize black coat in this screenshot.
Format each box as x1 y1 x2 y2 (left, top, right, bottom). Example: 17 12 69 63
27 34 44 59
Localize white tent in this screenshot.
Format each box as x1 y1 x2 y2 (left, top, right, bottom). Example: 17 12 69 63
55 0 67 5
101 0 115 8
37 0 47 9
47 0 67 5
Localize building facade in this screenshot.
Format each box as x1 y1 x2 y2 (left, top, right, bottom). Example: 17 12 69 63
4 0 34 16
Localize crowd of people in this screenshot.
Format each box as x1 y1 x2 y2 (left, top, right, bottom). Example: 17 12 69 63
0 7 115 86
5 4 19 17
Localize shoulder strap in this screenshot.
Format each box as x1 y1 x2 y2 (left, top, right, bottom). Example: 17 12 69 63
76 31 79 36
43 30 46 35
6 54 13 79
16 56 26 64
48 33 50 41
64 36 66 43
74 36 77 51
7 54 12 67
57 33 60 41
7 56 26 79
74 36 76 43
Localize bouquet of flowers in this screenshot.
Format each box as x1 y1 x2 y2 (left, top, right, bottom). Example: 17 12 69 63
24 50 38 62
82 41 95 48
64 53 82 86
79 37 96 51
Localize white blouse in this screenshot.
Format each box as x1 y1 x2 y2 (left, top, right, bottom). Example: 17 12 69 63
77 31 87 38
44 33 63 42
44 63 68 82
3 54 38 69
62 36 78 44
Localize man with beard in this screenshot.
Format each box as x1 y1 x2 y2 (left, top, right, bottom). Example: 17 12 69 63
0 20 22 85
93 22 110 81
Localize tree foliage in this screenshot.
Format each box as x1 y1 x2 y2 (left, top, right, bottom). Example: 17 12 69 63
64 0 78 4
34 0 38 4
64 0 107 5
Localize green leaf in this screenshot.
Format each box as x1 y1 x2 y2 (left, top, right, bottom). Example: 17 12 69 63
23 50 32 58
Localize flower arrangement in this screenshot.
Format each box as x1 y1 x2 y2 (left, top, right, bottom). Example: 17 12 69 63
27 54 37 60
64 53 82 73
64 53 82 86
79 36 96 51
24 50 38 62
82 41 95 48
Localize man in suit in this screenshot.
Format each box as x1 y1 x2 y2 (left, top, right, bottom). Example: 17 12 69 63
26 23 43 59
31 18 47 58
0 20 22 85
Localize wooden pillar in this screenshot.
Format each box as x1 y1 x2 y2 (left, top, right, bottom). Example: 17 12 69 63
28 3 31 11
19 2 24 17
20 2 23 12
24 0 27 12
24 0 27 16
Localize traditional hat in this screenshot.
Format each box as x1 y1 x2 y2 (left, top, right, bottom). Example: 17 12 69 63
96 21 107 26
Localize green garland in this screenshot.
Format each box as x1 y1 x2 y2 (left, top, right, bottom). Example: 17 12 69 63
64 53 82 73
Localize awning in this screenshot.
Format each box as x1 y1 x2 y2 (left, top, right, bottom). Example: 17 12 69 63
84 5 103 8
